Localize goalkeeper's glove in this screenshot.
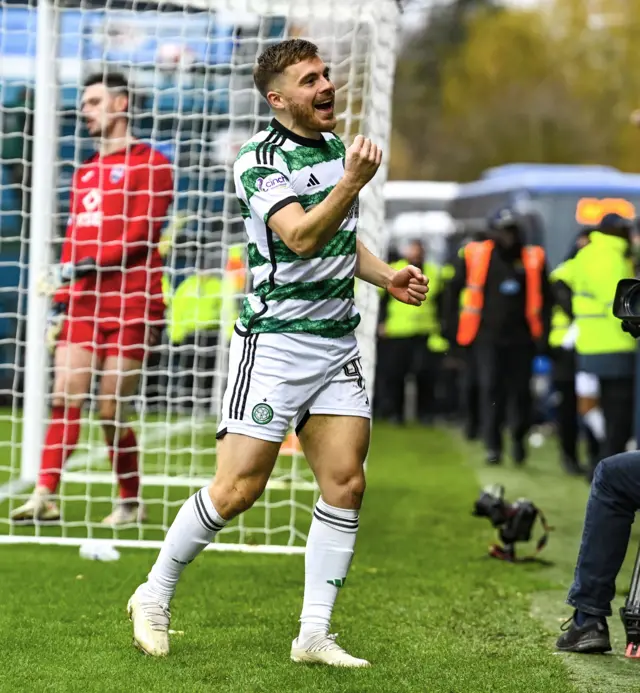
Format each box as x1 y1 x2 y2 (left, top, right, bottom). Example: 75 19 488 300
57 257 97 283
38 258 97 297
46 302 67 353
622 320 640 339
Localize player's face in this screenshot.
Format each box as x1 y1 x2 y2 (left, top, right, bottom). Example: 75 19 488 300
81 83 128 138
273 57 336 133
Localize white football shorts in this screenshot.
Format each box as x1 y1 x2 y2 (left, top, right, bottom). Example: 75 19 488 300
575 371 600 398
216 329 371 443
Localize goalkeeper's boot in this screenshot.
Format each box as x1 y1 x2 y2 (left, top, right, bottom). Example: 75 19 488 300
127 586 171 657
291 633 370 668
101 502 147 527
10 486 60 523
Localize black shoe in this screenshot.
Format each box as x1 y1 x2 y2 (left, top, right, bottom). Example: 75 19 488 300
486 451 502 465
561 457 585 477
465 425 479 442
556 613 611 654
512 439 527 466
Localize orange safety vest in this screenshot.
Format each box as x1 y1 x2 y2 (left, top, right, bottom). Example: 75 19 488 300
457 240 545 346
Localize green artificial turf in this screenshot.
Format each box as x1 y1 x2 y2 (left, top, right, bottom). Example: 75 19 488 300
0 422 634 692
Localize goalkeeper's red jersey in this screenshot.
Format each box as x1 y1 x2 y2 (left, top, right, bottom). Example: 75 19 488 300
55 142 174 320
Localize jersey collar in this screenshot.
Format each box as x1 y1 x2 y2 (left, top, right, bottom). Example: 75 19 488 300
87 141 146 163
270 118 327 148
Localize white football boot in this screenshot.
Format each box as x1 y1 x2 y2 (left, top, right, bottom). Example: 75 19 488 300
10 486 60 522
127 586 171 657
101 502 147 527
291 633 371 668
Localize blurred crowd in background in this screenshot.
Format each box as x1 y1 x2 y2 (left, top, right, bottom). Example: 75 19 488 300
378 187 640 483
1 0 640 479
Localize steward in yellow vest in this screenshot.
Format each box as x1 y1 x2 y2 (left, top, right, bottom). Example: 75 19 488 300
167 271 223 346
376 239 443 425
552 228 636 375
548 227 596 476
551 214 636 460
166 267 223 412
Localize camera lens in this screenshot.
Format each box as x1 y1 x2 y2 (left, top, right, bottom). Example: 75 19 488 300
625 285 640 316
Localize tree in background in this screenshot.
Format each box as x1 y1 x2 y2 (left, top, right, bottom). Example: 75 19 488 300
390 0 640 181
391 0 496 180
437 6 596 180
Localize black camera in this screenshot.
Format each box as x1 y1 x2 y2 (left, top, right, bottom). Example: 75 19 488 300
473 485 550 561
613 278 640 338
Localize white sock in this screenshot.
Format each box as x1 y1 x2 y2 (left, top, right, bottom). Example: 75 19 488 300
298 497 359 643
584 408 606 442
141 487 226 604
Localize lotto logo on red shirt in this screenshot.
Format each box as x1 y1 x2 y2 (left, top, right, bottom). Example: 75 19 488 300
76 189 103 227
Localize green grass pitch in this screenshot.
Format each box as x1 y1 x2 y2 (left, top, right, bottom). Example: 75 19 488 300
1 421 639 692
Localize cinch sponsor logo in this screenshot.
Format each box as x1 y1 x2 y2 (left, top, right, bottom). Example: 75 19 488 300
257 173 287 194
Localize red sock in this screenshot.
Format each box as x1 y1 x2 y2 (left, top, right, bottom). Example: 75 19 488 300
38 406 82 493
109 428 140 501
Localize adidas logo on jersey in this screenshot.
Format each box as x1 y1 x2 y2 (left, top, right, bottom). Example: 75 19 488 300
307 173 321 188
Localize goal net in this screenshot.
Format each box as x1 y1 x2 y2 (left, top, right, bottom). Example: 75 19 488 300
0 0 399 552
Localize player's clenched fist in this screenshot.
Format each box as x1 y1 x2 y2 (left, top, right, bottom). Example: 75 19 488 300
344 135 382 189
387 265 429 307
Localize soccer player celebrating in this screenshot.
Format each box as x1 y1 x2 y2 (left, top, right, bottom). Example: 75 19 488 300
128 40 428 666
11 73 173 525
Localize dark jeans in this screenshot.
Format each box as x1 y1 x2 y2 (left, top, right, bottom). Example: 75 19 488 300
377 335 438 422
170 331 219 410
434 357 459 419
600 377 635 459
567 452 640 617
461 347 480 438
474 341 535 455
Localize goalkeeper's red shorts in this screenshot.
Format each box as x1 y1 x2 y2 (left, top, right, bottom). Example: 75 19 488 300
58 313 160 363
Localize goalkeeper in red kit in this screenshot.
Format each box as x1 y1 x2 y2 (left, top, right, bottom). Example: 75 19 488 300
11 73 173 525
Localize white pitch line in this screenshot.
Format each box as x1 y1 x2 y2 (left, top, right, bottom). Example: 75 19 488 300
0 417 204 504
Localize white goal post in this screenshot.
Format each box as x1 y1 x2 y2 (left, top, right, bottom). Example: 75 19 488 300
0 0 400 552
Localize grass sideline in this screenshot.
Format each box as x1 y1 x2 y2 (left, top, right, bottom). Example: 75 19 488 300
463 431 640 693
0 423 632 692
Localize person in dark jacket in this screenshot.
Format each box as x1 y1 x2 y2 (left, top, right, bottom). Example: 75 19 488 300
443 208 553 465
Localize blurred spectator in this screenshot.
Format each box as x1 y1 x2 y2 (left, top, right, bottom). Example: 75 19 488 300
376 239 445 425
549 229 599 476
165 255 223 413
441 236 481 436
443 208 553 465
552 213 636 478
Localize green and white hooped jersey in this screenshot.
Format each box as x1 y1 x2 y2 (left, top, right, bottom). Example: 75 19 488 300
233 118 360 339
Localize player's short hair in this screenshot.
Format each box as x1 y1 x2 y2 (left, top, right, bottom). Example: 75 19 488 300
83 72 130 114
253 39 319 98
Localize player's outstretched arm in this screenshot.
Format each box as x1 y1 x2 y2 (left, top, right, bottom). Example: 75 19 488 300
356 239 429 306
269 135 381 258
